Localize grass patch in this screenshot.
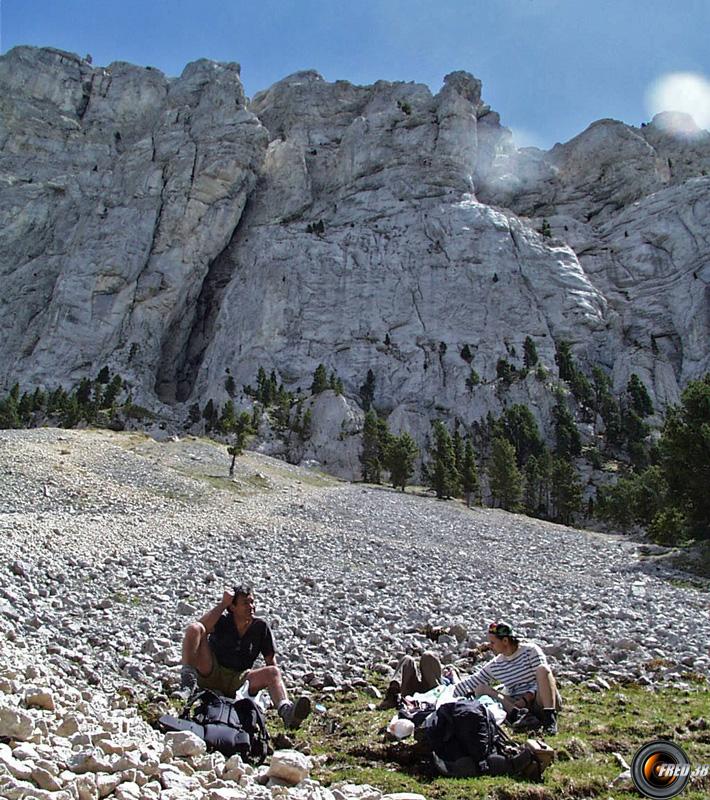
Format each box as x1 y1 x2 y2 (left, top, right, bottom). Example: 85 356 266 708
278 682 710 800
137 681 709 800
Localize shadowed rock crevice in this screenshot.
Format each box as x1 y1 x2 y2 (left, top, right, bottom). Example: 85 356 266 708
153 215 247 404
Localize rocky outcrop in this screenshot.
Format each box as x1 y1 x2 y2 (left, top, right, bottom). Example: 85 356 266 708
0 47 267 402
1 47 708 473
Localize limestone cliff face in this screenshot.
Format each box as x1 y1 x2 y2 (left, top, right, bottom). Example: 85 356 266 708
1 47 708 476
0 47 267 400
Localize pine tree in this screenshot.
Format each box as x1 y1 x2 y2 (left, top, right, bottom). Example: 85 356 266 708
452 428 464 476
0 391 21 429
384 432 419 491
427 421 461 499
551 457 583 524
524 455 541 516
47 387 67 416
251 404 261 431
225 374 236 397
219 400 236 434
96 366 110 384
188 403 201 424
76 377 92 407
227 412 254 476
360 410 383 483
255 367 268 404
461 438 480 506
496 404 543 468
466 369 481 390
203 399 218 432
92 382 104 410
359 369 376 411
496 358 516 385
537 448 553 517
553 393 581 459
627 374 653 417
601 394 623 445
555 341 575 382
658 374 710 537
274 387 292 430
523 336 538 369
17 392 33 426
301 409 313 439
103 374 123 408
311 364 328 395
61 395 81 428
31 387 46 413
488 437 522 511
592 365 612 413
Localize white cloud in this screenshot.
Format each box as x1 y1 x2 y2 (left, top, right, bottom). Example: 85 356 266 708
509 127 546 150
645 71 710 131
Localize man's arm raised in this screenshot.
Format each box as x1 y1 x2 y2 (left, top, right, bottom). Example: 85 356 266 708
198 588 234 634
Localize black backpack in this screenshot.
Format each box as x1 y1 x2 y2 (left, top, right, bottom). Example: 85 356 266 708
422 699 498 777
421 699 546 780
160 689 269 764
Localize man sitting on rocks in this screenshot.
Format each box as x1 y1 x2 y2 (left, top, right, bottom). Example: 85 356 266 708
452 621 561 735
178 585 311 729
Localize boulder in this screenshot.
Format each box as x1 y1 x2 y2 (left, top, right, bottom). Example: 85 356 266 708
0 703 35 741
266 749 311 785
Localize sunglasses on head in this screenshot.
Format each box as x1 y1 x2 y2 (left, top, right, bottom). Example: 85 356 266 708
488 622 513 637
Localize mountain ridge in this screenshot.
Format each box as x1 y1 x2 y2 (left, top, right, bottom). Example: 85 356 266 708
1 46 708 477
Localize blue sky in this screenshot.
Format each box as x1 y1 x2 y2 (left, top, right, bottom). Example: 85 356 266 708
2 0 709 148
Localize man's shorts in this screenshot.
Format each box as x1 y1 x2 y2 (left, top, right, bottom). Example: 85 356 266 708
512 687 563 715
197 660 250 696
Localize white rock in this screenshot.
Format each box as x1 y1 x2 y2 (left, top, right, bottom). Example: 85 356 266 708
55 714 83 737
96 772 123 798
207 789 248 800
32 765 64 791
68 750 114 774
0 743 34 780
164 730 206 758
266 750 311 785
114 780 141 800
74 773 99 800
0 703 35 741
381 795 427 800
24 688 56 712
331 784 383 800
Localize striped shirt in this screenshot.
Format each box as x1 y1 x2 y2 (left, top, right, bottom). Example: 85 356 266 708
453 641 548 699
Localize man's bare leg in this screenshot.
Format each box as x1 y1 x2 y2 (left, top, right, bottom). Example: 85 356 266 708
535 665 560 734
535 665 559 710
247 665 311 730
246 665 287 706
181 622 214 676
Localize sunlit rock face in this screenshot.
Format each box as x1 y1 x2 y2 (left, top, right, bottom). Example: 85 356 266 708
0 47 268 400
1 47 708 476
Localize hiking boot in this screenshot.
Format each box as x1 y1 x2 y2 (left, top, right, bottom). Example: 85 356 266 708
505 707 526 726
377 680 401 710
172 665 198 703
541 708 558 736
281 696 312 729
511 709 542 732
